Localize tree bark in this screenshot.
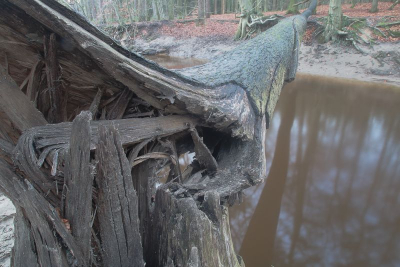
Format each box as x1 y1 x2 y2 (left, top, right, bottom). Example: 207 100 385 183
324 0 342 42
206 0 211 18
370 0 379 12
287 0 299 14
62 111 93 265
198 0 205 24
0 0 317 265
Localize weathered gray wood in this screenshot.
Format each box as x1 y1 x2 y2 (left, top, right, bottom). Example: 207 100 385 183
0 63 54 203
106 88 134 120
10 207 39 267
0 1 317 266
3 52 8 74
12 115 196 208
26 59 45 103
15 115 197 154
44 33 64 123
128 137 154 165
190 127 218 172
0 64 47 132
63 111 93 265
96 125 144 267
149 188 243 267
0 159 85 267
131 159 157 263
9 0 257 140
0 138 13 158
89 87 104 119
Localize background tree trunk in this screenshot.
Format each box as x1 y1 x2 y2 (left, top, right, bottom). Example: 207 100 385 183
324 0 342 42
206 0 211 17
287 0 299 14
370 0 379 12
235 0 254 39
198 0 205 24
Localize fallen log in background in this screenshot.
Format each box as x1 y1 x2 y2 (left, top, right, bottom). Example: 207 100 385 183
0 0 317 266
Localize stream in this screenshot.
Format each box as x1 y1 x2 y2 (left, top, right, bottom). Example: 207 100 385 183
148 55 400 266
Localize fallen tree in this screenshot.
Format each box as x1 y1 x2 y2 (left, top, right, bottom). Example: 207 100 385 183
0 0 317 266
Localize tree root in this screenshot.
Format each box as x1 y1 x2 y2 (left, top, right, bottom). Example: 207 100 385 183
235 14 283 40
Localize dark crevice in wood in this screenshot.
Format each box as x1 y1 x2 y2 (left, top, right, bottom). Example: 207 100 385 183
106 88 134 120
44 33 64 123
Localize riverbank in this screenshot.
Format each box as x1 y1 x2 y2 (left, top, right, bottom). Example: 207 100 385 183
132 35 400 85
105 2 400 85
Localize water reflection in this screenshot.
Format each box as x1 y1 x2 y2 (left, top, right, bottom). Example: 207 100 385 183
230 74 400 267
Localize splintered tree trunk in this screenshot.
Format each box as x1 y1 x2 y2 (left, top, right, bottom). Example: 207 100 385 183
0 0 317 266
370 0 379 12
324 0 342 42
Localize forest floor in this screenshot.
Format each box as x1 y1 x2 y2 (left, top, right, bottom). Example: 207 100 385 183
107 2 400 85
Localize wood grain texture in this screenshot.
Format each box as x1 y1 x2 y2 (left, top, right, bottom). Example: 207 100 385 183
0 64 47 132
96 125 144 267
63 111 93 265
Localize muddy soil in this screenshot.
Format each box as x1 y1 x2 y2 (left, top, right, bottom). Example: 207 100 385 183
129 34 400 86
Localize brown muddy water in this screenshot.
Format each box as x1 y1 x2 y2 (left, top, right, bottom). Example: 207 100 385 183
148 55 400 266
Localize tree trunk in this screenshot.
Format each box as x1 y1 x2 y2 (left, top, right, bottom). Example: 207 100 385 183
0 0 317 266
205 0 211 17
198 0 205 24
139 0 148 21
167 0 174 19
287 0 299 14
370 0 379 12
235 0 254 39
324 0 342 42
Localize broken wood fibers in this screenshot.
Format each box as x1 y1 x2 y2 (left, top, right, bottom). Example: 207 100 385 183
0 0 317 266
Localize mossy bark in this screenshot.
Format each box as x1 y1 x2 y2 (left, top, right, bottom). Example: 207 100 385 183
324 0 342 42
287 0 299 14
